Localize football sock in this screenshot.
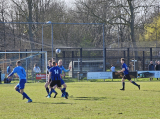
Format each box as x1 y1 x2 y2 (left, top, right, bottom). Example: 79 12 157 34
22 92 30 100
46 87 49 94
16 88 20 93
132 81 138 86
61 89 65 93
62 88 66 92
61 89 66 95
52 89 57 94
122 82 125 89
48 89 54 96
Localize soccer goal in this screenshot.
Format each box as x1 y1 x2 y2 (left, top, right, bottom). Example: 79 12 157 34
0 51 48 82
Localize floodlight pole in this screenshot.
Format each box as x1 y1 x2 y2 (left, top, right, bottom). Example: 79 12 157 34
42 25 43 51
46 21 54 57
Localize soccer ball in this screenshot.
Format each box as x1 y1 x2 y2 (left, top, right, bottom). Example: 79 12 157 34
55 49 61 54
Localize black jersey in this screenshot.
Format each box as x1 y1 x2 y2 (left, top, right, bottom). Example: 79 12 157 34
47 66 52 74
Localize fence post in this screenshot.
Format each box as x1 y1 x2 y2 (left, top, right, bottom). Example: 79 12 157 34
127 48 129 66
62 51 65 78
41 48 42 72
143 51 145 70
62 51 65 63
56 53 58 63
72 51 74 78
19 49 21 60
104 48 106 81
124 51 126 58
104 48 106 72
80 48 82 73
0 71 1 84
150 47 152 61
26 49 28 80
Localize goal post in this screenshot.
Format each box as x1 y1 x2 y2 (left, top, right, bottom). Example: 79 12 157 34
0 51 48 82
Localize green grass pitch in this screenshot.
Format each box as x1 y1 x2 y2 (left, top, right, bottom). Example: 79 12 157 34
1 81 160 119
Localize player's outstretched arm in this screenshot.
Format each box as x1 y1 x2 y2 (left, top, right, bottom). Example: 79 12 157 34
62 66 70 72
7 68 16 78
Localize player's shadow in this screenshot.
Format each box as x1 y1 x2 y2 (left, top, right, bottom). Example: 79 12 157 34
32 102 75 105
143 90 160 92
74 97 107 101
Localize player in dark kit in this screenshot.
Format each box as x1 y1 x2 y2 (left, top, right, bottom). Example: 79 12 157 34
117 58 140 90
47 61 68 99
45 60 57 98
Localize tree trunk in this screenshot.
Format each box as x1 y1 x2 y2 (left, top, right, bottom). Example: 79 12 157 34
2 9 6 51
129 0 138 70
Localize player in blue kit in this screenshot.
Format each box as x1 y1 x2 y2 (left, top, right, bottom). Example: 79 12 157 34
44 60 57 98
117 58 140 91
57 59 71 97
7 61 32 103
47 61 67 99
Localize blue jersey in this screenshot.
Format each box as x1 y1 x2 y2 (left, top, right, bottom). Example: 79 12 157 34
47 66 52 71
8 66 26 80
47 66 52 74
122 63 129 75
111 66 115 72
7 66 11 74
58 65 70 74
49 66 61 81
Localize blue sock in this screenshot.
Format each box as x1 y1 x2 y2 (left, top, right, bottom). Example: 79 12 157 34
61 89 65 93
16 89 20 93
132 81 138 86
46 87 49 94
61 90 66 95
48 89 54 96
52 89 57 93
22 92 31 100
61 89 66 96
62 88 66 92
122 82 125 89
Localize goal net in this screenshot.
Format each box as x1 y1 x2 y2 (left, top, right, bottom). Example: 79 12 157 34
0 51 47 82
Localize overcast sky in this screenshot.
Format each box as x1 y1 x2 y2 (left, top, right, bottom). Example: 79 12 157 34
64 0 75 7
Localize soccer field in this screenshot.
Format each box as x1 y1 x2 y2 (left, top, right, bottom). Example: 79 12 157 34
1 81 160 119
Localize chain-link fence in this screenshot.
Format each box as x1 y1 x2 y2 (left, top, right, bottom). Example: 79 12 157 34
0 22 160 80
0 51 47 82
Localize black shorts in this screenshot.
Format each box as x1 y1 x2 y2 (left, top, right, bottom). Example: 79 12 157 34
123 74 131 81
49 78 51 83
50 80 61 87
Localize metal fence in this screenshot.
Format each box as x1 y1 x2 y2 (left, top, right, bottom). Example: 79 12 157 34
0 51 47 81
0 47 159 79
55 47 160 78
0 22 160 79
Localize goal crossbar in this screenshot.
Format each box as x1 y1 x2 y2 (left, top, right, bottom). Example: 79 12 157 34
0 51 47 54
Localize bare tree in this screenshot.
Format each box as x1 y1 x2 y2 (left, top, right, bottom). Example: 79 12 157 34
72 0 158 69
11 0 34 49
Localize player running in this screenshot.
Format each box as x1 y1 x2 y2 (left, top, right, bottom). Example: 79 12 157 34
47 61 67 99
7 61 32 103
44 60 57 98
117 58 140 90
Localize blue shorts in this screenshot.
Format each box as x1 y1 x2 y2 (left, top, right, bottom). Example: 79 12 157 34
60 78 65 85
16 79 26 89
